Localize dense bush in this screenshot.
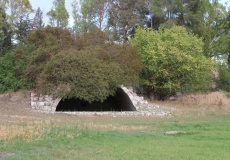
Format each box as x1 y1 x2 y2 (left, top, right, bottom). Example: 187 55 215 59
131 26 214 100
38 49 124 102
24 27 142 102
0 44 32 92
217 65 230 92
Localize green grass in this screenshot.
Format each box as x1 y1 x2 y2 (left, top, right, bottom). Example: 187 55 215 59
1 114 230 160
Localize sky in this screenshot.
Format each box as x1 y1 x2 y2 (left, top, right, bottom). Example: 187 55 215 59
30 0 74 26
29 0 230 27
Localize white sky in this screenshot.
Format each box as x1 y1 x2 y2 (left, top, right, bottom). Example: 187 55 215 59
29 0 230 27
30 0 74 27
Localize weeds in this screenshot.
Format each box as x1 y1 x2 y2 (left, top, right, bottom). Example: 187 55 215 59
0 123 47 142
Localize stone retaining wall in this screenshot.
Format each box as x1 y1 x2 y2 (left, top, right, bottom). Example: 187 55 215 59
31 92 61 112
30 87 173 117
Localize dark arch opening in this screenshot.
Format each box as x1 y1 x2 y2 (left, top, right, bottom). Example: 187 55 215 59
56 88 136 112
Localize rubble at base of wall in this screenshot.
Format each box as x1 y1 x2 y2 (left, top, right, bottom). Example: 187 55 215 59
53 110 171 117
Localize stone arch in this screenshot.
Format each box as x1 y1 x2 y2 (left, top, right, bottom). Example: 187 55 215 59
56 88 136 112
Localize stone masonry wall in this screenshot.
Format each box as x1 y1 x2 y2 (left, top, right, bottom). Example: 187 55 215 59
31 92 61 112
30 87 172 117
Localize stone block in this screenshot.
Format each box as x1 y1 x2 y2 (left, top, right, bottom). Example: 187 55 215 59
31 92 37 97
35 105 40 110
32 97 38 101
45 96 52 102
44 102 51 106
43 106 48 111
46 106 52 112
31 102 37 109
39 102 45 106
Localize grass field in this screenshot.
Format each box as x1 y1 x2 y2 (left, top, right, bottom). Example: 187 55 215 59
0 113 230 160
0 91 230 160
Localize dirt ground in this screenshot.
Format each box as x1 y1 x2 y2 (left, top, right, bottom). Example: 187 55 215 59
0 92 81 125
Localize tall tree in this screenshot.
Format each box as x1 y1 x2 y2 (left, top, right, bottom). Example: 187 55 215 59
14 15 33 43
72 0 95 33
212 7 230 64
108 0 146 43
94 0 109 30
1 0 33 29
0 6 11 55
72 0 110 33
146 0 229 60
47 0 69 27
33 7 44 29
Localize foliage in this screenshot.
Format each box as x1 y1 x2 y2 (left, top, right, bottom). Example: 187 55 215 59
33 7 44 29
47 0 69 27
72 0 109 33
39 49 124 102
217 65 230 92
25 27 142 102
72 0 96 33
146 1 229 61
131 26 214 100
2 0 33 29
108 0 146 43
14 15 34 43
0 6 11 55
0 44 32 92
25 27 74 83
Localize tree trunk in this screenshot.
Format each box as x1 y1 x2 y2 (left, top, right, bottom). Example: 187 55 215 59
148 89 155 102
123 26 127 43
228 52 230 65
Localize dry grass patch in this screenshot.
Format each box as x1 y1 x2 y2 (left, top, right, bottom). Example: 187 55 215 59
84 123 146 131
0 123 47 141
156 91 230 115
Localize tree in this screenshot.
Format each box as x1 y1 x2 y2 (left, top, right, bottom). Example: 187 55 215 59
14 15 34 43
0 43 33 93
25 27 142 102
0 7 7 53
72 0 109 33
47 0 69 27
2 0 33 29
217 65 230 92
146 0 229 60
108 0 146 43
39 49 125 102
0 6 11 55
72 0 96 33
131 26 214 100
210 6 230 64
33 7 44 29
93 0 109 30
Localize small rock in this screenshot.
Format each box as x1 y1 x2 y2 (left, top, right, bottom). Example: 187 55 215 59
164 131 186 135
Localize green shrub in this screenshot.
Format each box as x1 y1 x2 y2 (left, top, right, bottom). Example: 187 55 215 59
131 26 214 100
0 45 32 92
217 65 230 92
38 49 125 102
24 27 142 102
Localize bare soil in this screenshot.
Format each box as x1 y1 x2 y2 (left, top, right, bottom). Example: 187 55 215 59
0 91 81 125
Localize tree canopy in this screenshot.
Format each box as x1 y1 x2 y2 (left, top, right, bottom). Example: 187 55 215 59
24 27 142 102
47 0 69 27
131 26 214 100
0 0 230 102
